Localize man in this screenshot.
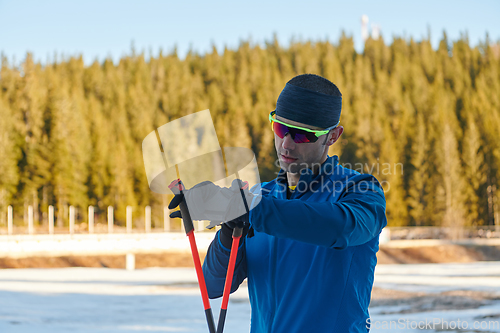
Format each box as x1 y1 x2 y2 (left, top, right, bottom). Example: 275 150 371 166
172 74 387 332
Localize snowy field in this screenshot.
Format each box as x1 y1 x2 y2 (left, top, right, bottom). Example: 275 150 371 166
371 262 500 332
0 262 499 333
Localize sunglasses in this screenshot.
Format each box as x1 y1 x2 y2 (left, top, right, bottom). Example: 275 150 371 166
269 110 339 143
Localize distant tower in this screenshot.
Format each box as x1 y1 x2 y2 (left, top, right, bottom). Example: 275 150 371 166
361 15 369 42
371 24 380 40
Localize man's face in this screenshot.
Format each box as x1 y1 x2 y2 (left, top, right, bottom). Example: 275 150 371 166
274 115 342 175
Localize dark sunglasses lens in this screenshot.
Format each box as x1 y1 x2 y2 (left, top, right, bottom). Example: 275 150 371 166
292 132 315 143
273 122 318 143
273 122 288 139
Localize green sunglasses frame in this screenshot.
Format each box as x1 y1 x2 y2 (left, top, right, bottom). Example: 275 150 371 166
269 110 339 138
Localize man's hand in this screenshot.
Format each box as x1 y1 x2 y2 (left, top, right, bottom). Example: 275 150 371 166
168 180 230 222
218 179 253 248
168 179 253 225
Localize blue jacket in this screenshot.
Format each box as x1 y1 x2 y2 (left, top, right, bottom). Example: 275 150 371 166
203 156 387 332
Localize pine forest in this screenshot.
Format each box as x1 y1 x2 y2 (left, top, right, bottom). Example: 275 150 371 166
1 33 499 229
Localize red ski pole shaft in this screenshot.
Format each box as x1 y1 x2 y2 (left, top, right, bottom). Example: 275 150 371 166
216 227 243 333
170 178 216 333
186 229 216 333
217 179 250 333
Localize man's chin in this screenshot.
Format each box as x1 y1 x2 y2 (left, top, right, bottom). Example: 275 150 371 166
279 160 301 173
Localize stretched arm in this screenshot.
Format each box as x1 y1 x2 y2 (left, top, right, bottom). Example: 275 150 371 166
202 230 248 299
249 174 387 249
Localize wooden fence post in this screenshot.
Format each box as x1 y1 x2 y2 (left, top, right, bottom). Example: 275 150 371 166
126 253 135 270
69 206 75 235
48 205 54 234
108 206 114 233
88 206 94 234
7 205 13 235
145 206 151 233
126 206 132 233
28 205 34 235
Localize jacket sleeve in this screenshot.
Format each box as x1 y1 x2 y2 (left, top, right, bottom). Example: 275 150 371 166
202 230 248 299
249 174 387 249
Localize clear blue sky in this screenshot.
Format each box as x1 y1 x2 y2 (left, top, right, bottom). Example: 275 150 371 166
1 0 498 65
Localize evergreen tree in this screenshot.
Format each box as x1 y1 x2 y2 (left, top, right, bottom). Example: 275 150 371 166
0 97 20 224
407 114 430 226
462 114 486 226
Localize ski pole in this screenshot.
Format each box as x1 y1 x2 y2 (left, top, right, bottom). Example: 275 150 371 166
168 176 216 333
216 179 249 333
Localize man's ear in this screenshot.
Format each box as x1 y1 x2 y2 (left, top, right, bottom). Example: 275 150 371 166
325 126 344 146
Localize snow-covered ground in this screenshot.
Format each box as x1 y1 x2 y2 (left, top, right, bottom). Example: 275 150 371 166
371 262 500 332
0 267 249 333
0 262 499 332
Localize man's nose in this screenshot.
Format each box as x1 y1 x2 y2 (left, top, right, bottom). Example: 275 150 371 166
282 133 295 150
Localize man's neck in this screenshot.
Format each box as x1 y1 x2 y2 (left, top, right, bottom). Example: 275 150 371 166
286 156 328 187
287 172 300 187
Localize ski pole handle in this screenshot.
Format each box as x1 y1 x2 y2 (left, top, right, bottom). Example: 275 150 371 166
178 200 194 234
168 179 194 235
232 226 243 238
